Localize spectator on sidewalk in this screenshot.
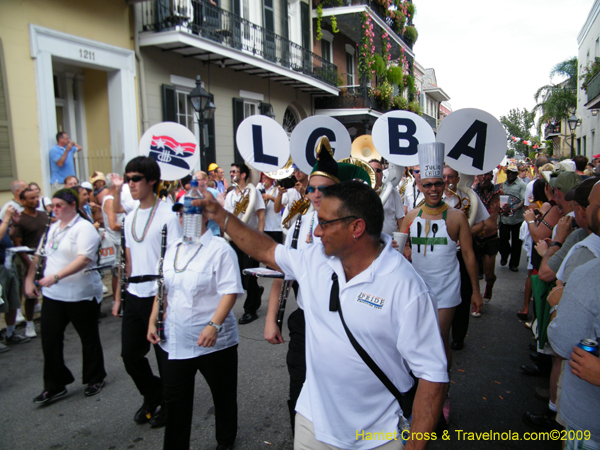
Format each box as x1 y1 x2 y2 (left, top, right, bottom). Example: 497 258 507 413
28 182 52 214
49 132 82 193
64 176 79 189
0 180 26 222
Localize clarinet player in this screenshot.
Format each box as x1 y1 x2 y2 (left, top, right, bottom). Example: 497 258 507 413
25 189 107 404
147 201 243 450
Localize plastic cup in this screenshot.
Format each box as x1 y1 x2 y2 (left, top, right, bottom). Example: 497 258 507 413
392 232 408 251
500 195 509 208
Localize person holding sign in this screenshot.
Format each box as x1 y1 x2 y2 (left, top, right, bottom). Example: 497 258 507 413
402 143 483 426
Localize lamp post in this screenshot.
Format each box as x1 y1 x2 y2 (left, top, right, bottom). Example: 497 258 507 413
567 114 579 159
188 75 216 172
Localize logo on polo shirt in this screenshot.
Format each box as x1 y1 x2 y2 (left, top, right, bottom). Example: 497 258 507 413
357 292 386 309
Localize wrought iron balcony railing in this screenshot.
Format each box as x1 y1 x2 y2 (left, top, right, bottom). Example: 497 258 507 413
141 0 338 88
314 86 380 111
587 70 600 103
544 122 561 139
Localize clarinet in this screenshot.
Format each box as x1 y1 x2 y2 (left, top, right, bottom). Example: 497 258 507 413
34 215 52 287
276 216 302 332
156 224 168 341
119 219 126 317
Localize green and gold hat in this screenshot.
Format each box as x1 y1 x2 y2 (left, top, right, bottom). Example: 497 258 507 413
310 137 374 187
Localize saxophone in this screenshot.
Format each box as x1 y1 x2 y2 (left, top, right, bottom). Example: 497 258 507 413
281 197 310 229
231 177 251 216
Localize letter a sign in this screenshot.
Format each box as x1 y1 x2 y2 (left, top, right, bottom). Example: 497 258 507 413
436 108 506 176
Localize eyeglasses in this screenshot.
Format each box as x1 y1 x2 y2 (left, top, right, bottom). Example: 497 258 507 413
421 181 445 190
318 215 358 230
124 175 145 183
413 170 420 174
51 203 66 209
306 185 329 194
373 168 383 173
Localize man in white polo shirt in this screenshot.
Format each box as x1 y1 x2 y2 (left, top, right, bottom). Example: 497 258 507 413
198 180 448 450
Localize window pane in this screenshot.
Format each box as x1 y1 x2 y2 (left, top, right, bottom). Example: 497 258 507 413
178 92 186 115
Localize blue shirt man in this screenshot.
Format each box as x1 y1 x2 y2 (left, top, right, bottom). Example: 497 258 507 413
49 132 82 186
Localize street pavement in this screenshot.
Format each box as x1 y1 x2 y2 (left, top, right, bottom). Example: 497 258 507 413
1 253 562 450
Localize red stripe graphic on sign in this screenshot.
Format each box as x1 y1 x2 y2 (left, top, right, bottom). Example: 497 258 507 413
151 135 196 153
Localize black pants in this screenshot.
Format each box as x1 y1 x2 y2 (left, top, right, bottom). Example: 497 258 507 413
451 250 473 345
286 307 306 433
499 222 523 268
121 292 165 405
41 296 106 392
231 242 262 314
162 345 238 450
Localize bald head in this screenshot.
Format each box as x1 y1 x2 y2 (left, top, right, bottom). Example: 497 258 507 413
10 180 27 198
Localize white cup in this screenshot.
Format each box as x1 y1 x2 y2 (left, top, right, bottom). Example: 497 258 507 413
500 195 509 208
392 232 408 251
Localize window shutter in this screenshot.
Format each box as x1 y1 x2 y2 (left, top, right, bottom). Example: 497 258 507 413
281 0 288 40
161 84 177 122
0 39 17 191
232 98 244 163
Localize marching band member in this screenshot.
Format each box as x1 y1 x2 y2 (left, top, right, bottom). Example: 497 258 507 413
112 156 182 427
257 172 282 244
225 162 265 325
148 209 243 450
25 189 106 404
368 158 404 235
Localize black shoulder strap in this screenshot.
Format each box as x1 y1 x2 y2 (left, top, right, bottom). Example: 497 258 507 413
329 273 406 405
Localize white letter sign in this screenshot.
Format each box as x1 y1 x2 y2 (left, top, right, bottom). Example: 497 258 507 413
236 115 290 172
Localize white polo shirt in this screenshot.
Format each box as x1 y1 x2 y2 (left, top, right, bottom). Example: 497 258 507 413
381 189 405 235
257 182 281 233
275 233 448 449
159 230 244 359
224 186 266 230
125 199 182 298
42 214 103 302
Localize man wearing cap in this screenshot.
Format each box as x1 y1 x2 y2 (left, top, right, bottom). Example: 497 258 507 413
208 163 226 193
198 176 448 450
90 172 107 224
499 164 527 271
549 170 582 216
49 132 83 193
403 144 482 427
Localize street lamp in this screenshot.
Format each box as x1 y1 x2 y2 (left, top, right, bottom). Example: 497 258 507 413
567 114 579 159
188 75 216 171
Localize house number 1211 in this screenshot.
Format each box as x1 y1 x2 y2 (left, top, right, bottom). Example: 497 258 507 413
79 49 95 61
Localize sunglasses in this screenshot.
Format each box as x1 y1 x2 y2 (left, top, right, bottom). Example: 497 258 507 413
421 181 445 190
318 215 358 229
374 168 383 173
413 170 420 174
124 175 145 183
51 203 67 209
306 185 329 194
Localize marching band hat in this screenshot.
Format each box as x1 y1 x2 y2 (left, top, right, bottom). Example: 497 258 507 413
417 142 444 179
310 136 373 187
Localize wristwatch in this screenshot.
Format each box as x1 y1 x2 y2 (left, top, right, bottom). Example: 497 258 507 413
208 321 223 333
549 241 563 248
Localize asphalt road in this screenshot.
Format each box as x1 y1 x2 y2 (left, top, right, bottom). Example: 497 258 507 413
0 253 561 450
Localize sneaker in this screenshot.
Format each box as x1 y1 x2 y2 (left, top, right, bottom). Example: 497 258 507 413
483 283 493 303
33 388 67 405
15 309 25 323
6 333 31 344
84 380 105 397
471 311 481 318
0 342 9 353
25 322 37 338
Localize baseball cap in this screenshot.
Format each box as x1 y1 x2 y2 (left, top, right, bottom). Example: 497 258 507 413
549 171 582 194
90 171 105 184
172 199 184 212
565 176 599 206
81 181 93 191
208 163 219 172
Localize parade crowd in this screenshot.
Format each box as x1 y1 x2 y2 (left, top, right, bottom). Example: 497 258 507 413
1 131 599 450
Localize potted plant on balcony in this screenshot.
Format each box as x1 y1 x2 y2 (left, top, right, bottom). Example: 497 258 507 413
581 56 600 93
374 82 393 110
403 26 418 46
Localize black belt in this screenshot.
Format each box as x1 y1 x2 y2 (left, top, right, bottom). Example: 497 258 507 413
127 275 161 284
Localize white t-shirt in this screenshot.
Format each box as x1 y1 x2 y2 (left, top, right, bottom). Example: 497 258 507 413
524 178 536 207
443 189 490 226
274 233 448 449
101 195 125 246
257 182 281 232
42 215 103 302
381 189 405 235
159 230 244 359
120 184 140 214
224 186 266 230
125 199 182 298
37 196 52 212
282 187 302 207
0 200 24 221
283 210 321 309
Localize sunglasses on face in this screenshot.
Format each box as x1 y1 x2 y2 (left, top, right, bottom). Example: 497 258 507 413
51 203 67 209
318 215 358 230
373 168 383 173
413 170 420 174
306 185 329 194
421 181 445 190
124 175 145 183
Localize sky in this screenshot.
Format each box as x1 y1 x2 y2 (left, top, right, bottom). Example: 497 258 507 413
414 0 595 122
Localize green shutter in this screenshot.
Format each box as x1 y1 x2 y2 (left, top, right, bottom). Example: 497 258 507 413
0 39 17 190
232 98 244 163
161 84 177 122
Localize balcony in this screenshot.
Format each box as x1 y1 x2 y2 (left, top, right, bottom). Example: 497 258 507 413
423 113 437 130
315 85 379 110
140 0 338 94
544 122 561 140
585 70 600 110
